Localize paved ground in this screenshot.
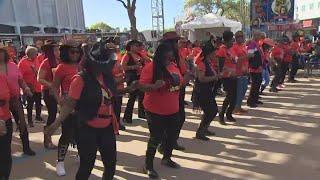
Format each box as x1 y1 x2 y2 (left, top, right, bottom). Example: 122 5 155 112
10 75 320 180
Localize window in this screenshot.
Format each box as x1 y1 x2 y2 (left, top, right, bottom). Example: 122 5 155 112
301 5 306 11
309 3 314 10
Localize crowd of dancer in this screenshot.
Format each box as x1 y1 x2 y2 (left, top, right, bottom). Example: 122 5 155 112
0 30 319 180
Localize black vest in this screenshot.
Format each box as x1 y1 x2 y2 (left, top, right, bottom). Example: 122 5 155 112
75 71 102 124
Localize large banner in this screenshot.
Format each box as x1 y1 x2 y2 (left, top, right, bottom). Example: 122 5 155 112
251 0 295 31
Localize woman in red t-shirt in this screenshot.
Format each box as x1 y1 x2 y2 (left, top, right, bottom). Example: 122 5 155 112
216 31 238 124
121 40 147 123
51 42 81 176
140 42 185 179
18 46 42 127
38 42 60 149
46 41 121 180
193 41 218 141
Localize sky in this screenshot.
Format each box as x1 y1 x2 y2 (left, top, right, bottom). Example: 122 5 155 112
83 0 185 31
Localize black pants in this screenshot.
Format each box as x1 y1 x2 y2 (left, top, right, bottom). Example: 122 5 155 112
197 96 218 135
289 55 299 80
279 62 289 84
43 90 57 127
214 79 223 94
145 112 179 169
10 98 31 152
58 114 77 162
114 96 123 123
271 65 281 90
176 87 186 145
76 125 116 180
0 119 13 180
26 92 42 124
221 78 237 117
123 89 144 120
247 73 262 105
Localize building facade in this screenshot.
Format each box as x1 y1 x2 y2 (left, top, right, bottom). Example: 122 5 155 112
295 0 320 33
0 0 85 34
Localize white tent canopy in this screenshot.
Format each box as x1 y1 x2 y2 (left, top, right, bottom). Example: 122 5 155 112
181 13 242 33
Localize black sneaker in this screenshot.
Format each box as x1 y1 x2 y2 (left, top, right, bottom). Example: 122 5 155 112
23 148 36 156
157 145 164 155
119 123 126 131
123 117 132 124
195 134 210 141
256 101 263 105
143 166 159 179
247 103 258 108
173 144 185 151
138 112 146 119
204 130 216 136
226 116 236 122
219 114 227 125
161 158 181 169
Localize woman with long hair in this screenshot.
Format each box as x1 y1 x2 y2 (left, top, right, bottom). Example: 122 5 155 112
51 41 82 176
140 42 186 179
193 41 218 141
38 42 60 149
0 48 36 156
46 40 137 179
0 48 15 179
18 46 42 127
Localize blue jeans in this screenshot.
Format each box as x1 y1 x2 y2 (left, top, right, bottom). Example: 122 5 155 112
236 76 248 108
262 66 270 87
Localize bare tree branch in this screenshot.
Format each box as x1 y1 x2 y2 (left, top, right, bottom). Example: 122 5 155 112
132 0 137 10
116 0 127 8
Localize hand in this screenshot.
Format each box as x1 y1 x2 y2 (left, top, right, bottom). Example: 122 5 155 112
153 80 166 89
44 120 61 137
128 81 139 91
24 87 33 97
0 120 7 136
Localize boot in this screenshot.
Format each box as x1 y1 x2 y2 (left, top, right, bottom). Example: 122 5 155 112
260 85 266 95
44 127 57 150
138 109 146 119
122 114 132 124
144 147 159 179
21 129 36 156
196 120 210 141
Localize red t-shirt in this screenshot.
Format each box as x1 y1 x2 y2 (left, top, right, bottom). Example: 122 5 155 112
121 53 143 75
231 43 248 76
179 48 188 75
39 59 57 90
5 62 22 97
247 41 263 73
216 45 237 78
112 61 125 91
291 42 300 54
0 75 11 120
283 45 292 63
272 46 284 60
196 60 216 75
193 47 202 58
18 57 41 92
68 75 116 129
54 63 79 94
140 62 182 115
36 53 46 66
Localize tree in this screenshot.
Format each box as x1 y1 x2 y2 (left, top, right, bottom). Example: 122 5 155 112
116 0 138 39
89 22 113 32
184 0 248 22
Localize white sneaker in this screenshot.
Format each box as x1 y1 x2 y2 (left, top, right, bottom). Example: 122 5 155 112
56 161 66 176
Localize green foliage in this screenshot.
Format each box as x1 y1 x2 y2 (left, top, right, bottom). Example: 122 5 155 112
89 22 113 32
